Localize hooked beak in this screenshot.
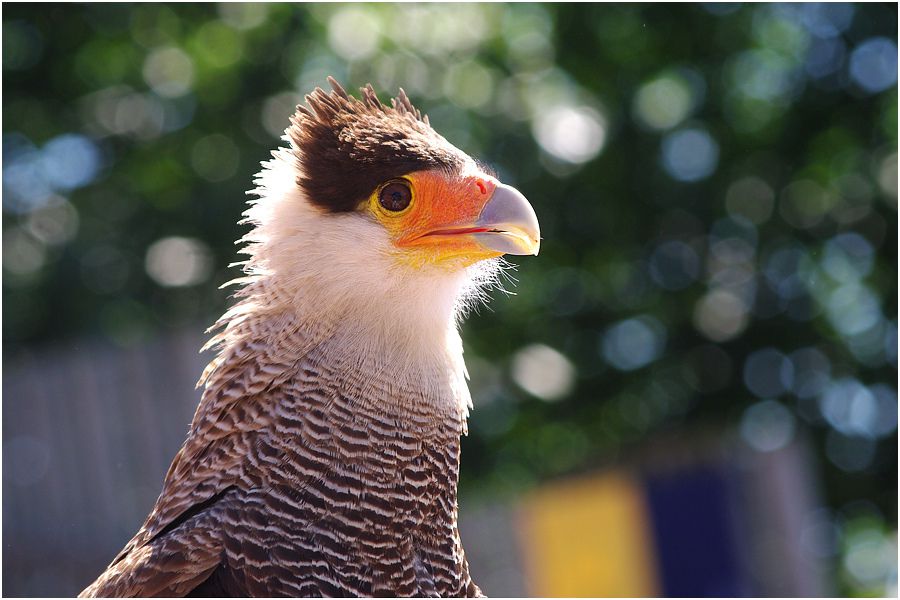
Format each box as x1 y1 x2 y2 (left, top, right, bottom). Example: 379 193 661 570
471 183 541 256
394 173 541 265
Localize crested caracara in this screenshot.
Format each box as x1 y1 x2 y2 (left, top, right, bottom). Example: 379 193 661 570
80 78 540 598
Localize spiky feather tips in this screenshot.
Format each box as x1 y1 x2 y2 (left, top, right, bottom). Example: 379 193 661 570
288 78 468 213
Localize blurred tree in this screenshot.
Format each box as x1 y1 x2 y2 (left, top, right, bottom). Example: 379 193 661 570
3 3 896 595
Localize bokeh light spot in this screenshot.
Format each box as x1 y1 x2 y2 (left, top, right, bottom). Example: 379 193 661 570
752 6 810 60
3 227 46 277
26 197 79 246
145 236 212 287
328 8 381 61
693 289 749 341
3 133 102 215
730 49 800 102
800 508 840 560
601 315 666 371
725 176 775 224
763 245 811 303
511 344 576 402
142 46 194 98
660 127 719 182
868 384 898 439
709 216 758 265
805 37 846 79
779 179 836 229
821 232 874 283
740 400 796 452
633 73 695 131
743 347 794 398
3 139 54 214
799 3 855 38
789 347 831 399
849 37 898 94
195 21 244 69
262 91 303 139
820 379 897 440
842 526 898 589
82 86 185 140
532 105 606 165
825 283 881 337
442 60 495 110
217 3 269 30
877 152 898 201
502 4 554 70
40 134 102 191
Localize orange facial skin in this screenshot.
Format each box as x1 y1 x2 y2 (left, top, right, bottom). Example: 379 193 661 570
368 170 504 268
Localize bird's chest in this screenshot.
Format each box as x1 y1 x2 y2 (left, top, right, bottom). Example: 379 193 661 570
232 367 469 595
242 426 464 596
265 377 464 515
268 405 461 529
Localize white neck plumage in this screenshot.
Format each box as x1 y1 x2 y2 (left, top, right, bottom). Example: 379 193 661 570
201 149 499 421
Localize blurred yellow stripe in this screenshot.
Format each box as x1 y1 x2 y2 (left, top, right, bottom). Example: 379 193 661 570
519 470 660 597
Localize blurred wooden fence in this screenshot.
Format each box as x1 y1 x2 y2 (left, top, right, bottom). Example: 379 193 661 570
3 329 208 597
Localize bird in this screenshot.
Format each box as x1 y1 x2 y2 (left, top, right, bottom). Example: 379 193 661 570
80 77 540 598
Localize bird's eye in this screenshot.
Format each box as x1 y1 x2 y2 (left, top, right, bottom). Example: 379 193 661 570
378 180 412 212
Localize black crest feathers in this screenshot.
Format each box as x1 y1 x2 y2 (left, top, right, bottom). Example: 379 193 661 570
288 77 468 213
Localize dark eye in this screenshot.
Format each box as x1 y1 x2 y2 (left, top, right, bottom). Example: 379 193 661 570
378 180 412 212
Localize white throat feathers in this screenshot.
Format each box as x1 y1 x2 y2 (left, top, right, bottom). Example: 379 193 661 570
201 147 505 421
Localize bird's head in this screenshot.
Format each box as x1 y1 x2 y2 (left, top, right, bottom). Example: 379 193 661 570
289 78 539 267
237 78 539 348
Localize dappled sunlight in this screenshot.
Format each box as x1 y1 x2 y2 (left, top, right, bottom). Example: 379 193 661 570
2 3 896 597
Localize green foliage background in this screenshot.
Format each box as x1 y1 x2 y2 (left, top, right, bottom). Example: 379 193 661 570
3 3 897 595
